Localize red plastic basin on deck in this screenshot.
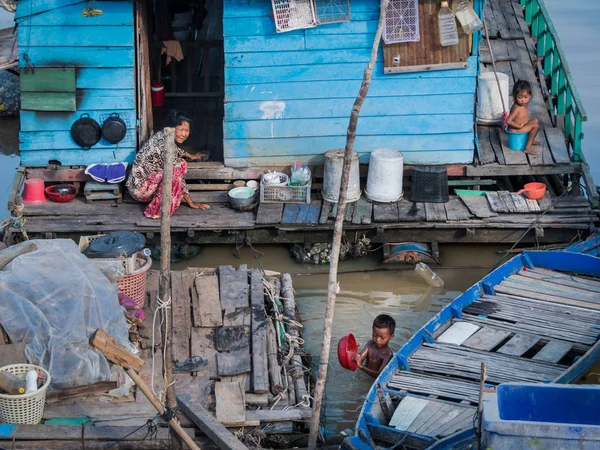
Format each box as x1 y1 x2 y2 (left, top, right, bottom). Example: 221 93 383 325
338 333 358 371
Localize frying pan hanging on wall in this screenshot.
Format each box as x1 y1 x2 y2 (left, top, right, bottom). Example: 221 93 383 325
102 113 127 144
70 113 101 150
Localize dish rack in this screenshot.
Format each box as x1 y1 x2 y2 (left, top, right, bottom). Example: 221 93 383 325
259 173 311 204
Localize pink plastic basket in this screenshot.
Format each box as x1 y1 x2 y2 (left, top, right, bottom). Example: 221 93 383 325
117 255 151 309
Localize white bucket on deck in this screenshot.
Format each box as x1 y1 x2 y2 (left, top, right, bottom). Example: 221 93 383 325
321 149 361 203
365 149 404 203
477 72 509 124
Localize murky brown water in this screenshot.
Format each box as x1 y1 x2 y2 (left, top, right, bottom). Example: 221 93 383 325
175 243 507 432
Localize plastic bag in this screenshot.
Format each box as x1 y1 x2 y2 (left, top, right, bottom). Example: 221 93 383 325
94 260 126 283
290 162 311 186
0 239 131 388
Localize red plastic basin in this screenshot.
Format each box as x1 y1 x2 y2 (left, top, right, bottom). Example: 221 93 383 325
338 333 358 371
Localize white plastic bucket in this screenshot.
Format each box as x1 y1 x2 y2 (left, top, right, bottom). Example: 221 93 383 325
365 149 404 203
172 10 193 28
173 26 191 42
321 149 361 203
477 72 509 123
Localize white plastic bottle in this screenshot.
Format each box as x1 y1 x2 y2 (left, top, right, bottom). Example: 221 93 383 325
453 0 483 35
438 1 459 47
414 262 445 288
25 370 38 394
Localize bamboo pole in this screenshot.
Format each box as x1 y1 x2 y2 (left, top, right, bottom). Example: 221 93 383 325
159 127 177 416
307 1 388 447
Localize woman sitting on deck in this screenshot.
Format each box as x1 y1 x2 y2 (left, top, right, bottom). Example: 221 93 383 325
126 110 210 219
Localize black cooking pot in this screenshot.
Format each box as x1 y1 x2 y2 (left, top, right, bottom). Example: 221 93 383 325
54 184 76 195
71 113 101 150
102 113 127 144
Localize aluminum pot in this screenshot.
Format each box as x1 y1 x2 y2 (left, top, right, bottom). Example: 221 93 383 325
228 187 256 209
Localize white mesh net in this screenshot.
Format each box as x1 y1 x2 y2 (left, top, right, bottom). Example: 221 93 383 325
383 0 420 44
315 0 351 24
271 0 317 33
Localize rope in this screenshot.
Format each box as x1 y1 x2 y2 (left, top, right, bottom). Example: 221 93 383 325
152 294 172 404
105 414 161 449
1 204 29 242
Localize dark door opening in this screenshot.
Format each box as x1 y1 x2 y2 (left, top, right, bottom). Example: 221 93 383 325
141 0 224 162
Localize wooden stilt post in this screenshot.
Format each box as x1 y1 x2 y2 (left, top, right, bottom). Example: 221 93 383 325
159 128 177 446
307 2 388 447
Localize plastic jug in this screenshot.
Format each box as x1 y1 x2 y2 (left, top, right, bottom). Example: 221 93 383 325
290 162 311 186
452 0 483 35
438 1 459 47
0 372 26 395
415 263 445 288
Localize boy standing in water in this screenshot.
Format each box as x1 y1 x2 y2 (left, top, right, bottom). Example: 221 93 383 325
506 79 541 155
353 314 395 378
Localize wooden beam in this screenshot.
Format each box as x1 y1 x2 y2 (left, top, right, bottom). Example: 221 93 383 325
46 381 118 401
466 163 581 177
177 394 248 450
90 329 144 372
0 242 37 270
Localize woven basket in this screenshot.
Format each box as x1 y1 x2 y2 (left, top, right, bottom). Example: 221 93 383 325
117 255 151 309
0 364 51 424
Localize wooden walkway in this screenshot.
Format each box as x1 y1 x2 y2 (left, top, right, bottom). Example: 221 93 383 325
383 267 600 438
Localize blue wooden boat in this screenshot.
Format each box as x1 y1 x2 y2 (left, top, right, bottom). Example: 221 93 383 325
343 249 600 450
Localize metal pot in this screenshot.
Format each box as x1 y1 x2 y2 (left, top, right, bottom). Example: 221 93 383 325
102 113 127 144
228 187 256 209
70 113 101 149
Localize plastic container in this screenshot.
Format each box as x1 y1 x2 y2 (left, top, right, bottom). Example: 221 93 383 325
0 372 26 395
117 255 151 309
290 162 311 186
516 182 546 200
22 178 47 204
506 128 528 151
151 81 164 107
365 149 404 203
483 383 600 449
414 263 444 288
338 334 358 371
0 364 51 424
45 184 77 203
322 149 361 203
477 72 509 124
453 0 483 35
172 10 193 27
438 1 459 47
410 167 449 203
173 26 190 41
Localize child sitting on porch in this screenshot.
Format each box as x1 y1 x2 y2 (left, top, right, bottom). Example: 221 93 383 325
353 314 395 378
506 79 541 155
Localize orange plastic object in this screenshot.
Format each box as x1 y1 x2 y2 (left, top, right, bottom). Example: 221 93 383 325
338 333 358 371
22 178 47 204
516 182 547 200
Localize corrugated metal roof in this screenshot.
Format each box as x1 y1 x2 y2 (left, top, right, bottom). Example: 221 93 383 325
0 26 17 71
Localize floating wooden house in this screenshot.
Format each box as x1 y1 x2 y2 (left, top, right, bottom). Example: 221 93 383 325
6 0 599 245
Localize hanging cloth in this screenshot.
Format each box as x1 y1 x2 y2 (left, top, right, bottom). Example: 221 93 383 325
161 40 184 65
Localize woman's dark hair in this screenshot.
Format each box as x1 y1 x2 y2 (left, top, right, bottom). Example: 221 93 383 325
512 79 532 98
373 314 396 334
167 109 192 127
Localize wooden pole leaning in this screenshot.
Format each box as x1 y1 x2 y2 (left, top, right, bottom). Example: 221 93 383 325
307 1 389 447
90 329 200 450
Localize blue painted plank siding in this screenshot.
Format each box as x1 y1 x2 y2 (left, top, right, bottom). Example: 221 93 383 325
223 0 478 167
16 0 136 167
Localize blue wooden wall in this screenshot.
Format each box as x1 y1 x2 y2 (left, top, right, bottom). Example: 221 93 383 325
223 0 478 167
16 0 136 167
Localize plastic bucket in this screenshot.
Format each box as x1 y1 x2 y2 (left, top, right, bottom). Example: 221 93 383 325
321 149 361 203
365 149 404 203
22 178 47 204
151 81 164 107
477 72 509 123
173 26 190 41
506 128 528 151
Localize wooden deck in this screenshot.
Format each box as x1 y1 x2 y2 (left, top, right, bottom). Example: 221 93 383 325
1 267 310 449
374 266 600 447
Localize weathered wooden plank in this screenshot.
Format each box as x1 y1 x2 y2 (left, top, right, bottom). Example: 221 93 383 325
352 197 373 225
477 126 496 164
494 285 600 311
281 204 301 224
256 203 284 225
344 202 355 222
525 198 541 212
373 202 399 222
498 191 517 213
389 396 429 430
217 348 251 377
437 322 480 346
215 327 250 353
218 266 249 311
191 327 218 380
435 408 477 437
531 268 600 289
250 270 269 394
305 200 322 225
462 327 511 351
444 196 472 221
518 269 600 294
511 193 530 213
545 127 571 164
459 196 497 218
499 128 528 164
497 333 541 357
177 394 248 450
397 200 426 221
538 191 552 211
193 274 223 328
171 271 191 363
407 401 448 434
222 307 251 327
486 192 508 213
425 203 447 222
533 340 573 363
245 408 312 422
319 200 333 224
509 274 600 300
215 380 246 426
420 406 465 437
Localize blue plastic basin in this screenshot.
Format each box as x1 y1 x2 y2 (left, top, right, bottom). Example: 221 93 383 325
506 128 528 151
